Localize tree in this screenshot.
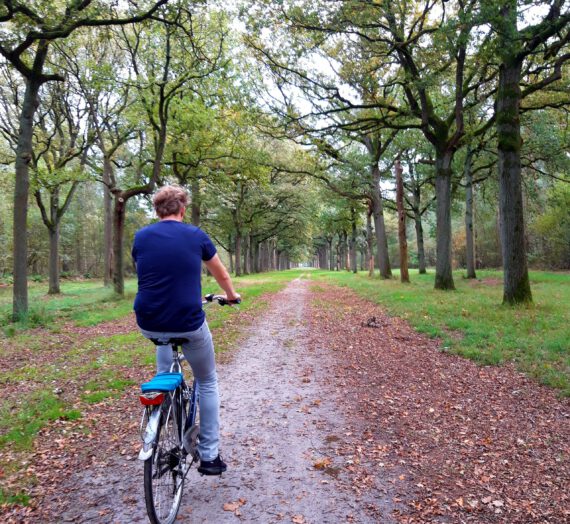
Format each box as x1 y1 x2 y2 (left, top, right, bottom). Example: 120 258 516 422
395 159 410 283
484 0 570 303
107 5 225 294
0 0 169 319
247 0 497 290
32 80 91 294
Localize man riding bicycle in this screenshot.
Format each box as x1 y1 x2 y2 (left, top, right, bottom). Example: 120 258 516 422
132 185 240 476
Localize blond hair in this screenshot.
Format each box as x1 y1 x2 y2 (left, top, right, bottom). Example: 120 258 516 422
152 185 189 218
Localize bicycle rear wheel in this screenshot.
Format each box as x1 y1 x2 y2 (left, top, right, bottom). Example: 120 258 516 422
144 395 186 524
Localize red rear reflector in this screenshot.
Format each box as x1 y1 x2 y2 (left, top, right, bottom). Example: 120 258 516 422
140 393 165 406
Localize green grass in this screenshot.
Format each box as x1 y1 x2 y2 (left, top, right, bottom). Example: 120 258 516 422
0 489 30 506
311 268 570 395
81 372 136 404
0 279 138 333
0 390 82 451
0 272 299 332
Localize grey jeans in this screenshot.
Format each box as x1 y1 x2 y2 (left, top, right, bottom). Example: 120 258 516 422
139 321 220 461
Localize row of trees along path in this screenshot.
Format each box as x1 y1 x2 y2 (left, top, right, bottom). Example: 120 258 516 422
1 1 569 323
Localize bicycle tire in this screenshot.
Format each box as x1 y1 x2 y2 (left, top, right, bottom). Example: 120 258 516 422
144 394 186 524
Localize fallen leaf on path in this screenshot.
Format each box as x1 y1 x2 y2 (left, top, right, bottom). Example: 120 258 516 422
223 498 247 513
313 457 332 469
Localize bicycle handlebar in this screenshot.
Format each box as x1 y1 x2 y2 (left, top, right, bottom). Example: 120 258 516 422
203 293 241 306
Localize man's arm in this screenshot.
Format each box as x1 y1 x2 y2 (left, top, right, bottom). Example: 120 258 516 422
204 254 240 301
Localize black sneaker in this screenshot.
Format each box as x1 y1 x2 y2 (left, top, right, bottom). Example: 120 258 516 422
198 455 227 476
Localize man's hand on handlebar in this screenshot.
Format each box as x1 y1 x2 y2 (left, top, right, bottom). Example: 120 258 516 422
204 293 241 306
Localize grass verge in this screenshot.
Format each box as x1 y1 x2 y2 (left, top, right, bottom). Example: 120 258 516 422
0 390 82 451
311 268 570 396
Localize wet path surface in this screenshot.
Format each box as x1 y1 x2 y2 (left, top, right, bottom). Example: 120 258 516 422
46 278 383 523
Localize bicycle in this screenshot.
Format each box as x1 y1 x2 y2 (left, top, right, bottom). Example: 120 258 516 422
137 294 240 524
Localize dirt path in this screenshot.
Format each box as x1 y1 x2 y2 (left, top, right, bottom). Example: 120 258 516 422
21 278 387 523
186 277 390 523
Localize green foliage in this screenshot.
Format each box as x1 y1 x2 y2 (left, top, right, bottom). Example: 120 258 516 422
531 181 570 269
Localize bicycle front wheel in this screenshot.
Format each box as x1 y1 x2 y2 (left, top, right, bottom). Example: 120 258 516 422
144 396 185 524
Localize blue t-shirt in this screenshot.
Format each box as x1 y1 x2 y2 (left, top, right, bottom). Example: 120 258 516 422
132 221 217 332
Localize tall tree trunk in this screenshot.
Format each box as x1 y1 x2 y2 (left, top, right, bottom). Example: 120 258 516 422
243 235 250 275
13 73 44 319
234 230 242 277
103 156 114 286
342 231 350 271
190 175 201 226
272 242 277 271
252 238 260 273
497 58 532 304
48 225 60 294
228 234 234 274
260 241 266 272
396 160 410 283
113 194 126 296
328 238 334 271
434 151 455 290
410 172 427 274
412 183 427 274
414 212 427 275
350 209 357 274
371 164 392 278
464 147 477 279
366 206 375 276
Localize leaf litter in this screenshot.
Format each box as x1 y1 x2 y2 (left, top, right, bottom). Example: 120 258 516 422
306 281 570 523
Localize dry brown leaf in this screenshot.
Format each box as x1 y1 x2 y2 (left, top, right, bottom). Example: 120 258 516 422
223 498 246 512
313 457 332 470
